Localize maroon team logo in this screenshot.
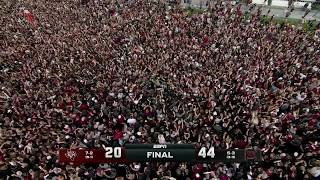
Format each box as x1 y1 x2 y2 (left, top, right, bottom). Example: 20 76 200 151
245 150 256 160
65 150 77 161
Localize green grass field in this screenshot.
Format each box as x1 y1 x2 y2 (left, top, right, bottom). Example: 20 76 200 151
186 7 319 32
312 3 320 10
262 16 319 31
186 6 205 16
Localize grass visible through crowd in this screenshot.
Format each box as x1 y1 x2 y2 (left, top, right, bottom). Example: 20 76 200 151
312 3 320 10
186 6 320 32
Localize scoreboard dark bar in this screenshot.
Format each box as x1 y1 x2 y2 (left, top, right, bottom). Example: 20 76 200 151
126 149 195 161
58 147 262 165
125 144 194 149
195 149 245 162
195 148 262 162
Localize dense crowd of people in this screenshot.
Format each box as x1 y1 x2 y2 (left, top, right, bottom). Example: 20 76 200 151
0 0 319 179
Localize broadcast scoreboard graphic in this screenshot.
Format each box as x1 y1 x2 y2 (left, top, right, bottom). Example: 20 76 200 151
58 144 262 164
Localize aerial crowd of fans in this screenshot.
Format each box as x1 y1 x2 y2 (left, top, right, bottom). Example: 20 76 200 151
0 0 319 179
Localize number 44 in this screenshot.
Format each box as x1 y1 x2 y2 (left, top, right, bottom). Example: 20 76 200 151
198 147 215 158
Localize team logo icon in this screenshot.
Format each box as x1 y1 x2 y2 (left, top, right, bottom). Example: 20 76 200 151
65 150 77 161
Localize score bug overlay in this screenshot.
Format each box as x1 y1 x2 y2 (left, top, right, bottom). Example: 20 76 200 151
125 144 195 161
84 150 94 159
58 144 262 164
153 144 168 149
226 150 236 159
102 145 122 159
198 147 215 158
146 144 173 159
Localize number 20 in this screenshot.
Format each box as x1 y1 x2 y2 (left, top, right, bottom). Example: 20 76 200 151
105 147 121 158
198 147 215 158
